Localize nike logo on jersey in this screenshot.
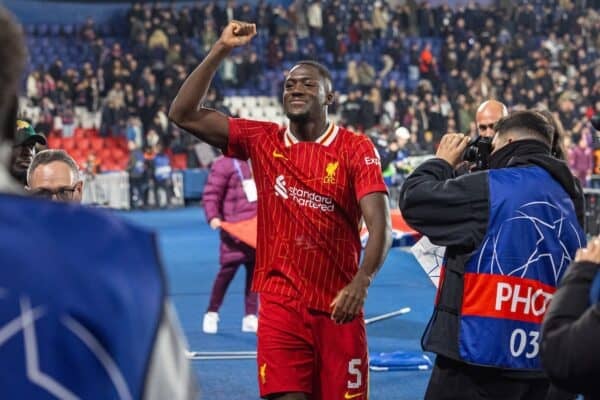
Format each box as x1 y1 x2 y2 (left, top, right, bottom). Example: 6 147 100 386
272 150 288 160
344 392 364 399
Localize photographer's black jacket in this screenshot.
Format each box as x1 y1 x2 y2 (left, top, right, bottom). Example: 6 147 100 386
541 261 600 398
399 140 585 378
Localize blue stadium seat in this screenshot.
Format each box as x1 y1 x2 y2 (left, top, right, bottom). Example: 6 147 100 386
37 24 49 36
62 24 75 37
49 24 61 36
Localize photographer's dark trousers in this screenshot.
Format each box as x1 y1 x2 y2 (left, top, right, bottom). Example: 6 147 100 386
425 356 575 400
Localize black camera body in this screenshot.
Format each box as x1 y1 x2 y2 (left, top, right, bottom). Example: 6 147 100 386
463 136 493 171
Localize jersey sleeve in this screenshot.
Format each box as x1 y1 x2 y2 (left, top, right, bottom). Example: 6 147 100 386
349 135 388 201
226 118 278 161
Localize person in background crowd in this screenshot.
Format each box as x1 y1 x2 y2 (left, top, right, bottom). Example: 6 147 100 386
568 133 593 187
10 120 47 185
26 149 83 202
202 155 258 334
144 141 172 208
475 100 508 138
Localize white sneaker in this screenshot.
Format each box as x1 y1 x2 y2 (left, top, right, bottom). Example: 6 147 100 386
241 314 258 333
203 312 219 334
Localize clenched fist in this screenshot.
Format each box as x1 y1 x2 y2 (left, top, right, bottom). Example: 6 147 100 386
218 20 257 49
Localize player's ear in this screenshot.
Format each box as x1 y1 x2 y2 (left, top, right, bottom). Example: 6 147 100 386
325 87 334 106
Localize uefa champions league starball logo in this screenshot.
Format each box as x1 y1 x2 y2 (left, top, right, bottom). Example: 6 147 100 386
477 201 584 285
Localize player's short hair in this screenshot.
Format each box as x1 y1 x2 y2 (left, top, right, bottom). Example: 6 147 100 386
294 60 333 90
27 149 80 185
0 7 26 141
494 110 554 147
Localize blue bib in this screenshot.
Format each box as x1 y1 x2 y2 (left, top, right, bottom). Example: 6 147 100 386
459 166 585 370
0 194 165 399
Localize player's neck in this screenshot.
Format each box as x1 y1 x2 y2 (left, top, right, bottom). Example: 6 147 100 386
288 118 329 142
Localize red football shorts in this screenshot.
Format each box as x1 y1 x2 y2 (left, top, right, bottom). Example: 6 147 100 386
257 293 369 400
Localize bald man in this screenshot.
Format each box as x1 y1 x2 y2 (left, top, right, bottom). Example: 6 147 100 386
476 100 508 138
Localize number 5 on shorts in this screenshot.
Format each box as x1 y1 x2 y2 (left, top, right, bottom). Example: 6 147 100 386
348 359 362 389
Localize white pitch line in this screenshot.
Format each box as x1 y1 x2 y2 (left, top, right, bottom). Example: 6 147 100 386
187 307 412 360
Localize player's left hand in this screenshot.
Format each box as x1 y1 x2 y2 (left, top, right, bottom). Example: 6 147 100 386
330 273 371 324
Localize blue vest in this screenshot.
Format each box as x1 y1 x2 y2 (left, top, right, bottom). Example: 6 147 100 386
130 149 146 176
154 154 171 181
459 166 585 370
0 194 165 399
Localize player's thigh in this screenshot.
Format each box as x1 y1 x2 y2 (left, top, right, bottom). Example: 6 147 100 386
257 293 315 397
313 315 369 400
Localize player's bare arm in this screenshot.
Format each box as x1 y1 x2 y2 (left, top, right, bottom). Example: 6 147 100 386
330 192 392 324
168 20 256 152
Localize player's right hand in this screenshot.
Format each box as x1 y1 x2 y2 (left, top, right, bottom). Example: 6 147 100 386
218 20 257 49
575 236 600 264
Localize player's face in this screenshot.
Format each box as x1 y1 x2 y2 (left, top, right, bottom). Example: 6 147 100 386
283 65 329 122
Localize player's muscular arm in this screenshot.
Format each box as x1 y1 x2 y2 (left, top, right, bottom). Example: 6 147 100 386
331 193 392 324
168 21 256 152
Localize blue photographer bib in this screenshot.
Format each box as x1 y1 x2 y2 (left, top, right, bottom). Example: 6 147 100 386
459 166 585 370
0 194 165 399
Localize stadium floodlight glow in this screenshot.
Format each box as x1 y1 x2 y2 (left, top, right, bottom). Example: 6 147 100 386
187 307 412 361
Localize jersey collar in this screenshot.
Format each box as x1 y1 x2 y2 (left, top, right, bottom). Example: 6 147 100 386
284 122 339 147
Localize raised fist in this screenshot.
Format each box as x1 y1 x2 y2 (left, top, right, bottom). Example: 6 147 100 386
218 20 257 49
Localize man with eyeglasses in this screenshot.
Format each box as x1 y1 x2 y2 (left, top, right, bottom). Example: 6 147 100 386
26 149 83 202
10 119 47 185
475 99 508 138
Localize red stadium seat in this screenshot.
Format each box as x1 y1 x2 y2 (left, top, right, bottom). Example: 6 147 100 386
112 148 126 161
171 153 187 170
98 148 112 161
105 137 118 149
75 138 90 151
90 137 104 151
47 137 62 149
61 138 75 151
73 128 86 138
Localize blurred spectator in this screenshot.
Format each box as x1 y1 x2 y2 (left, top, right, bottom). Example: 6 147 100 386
10 120 47 185
475 100 509 138
26 149 83 203
569 133 594 187
127 140 148 209
202 156 258 334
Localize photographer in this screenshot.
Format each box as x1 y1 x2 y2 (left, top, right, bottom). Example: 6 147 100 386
399 110 585 400
541 238 600 398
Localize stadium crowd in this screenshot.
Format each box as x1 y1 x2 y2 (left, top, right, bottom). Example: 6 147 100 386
19 0 600 198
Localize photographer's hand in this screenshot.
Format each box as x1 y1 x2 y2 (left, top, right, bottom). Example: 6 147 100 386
436 133 470 168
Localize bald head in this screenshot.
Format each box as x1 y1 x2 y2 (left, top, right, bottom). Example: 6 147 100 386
476 100 508 138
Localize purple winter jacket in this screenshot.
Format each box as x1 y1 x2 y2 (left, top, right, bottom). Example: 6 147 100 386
203 156 257 265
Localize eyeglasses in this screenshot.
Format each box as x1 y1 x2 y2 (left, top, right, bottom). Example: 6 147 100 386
30 185 77 201
478 123 495 132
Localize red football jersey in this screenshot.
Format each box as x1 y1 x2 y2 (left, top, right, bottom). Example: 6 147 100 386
226 118 387 312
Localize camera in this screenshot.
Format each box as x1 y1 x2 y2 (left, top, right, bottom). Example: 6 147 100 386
463 136 493 170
